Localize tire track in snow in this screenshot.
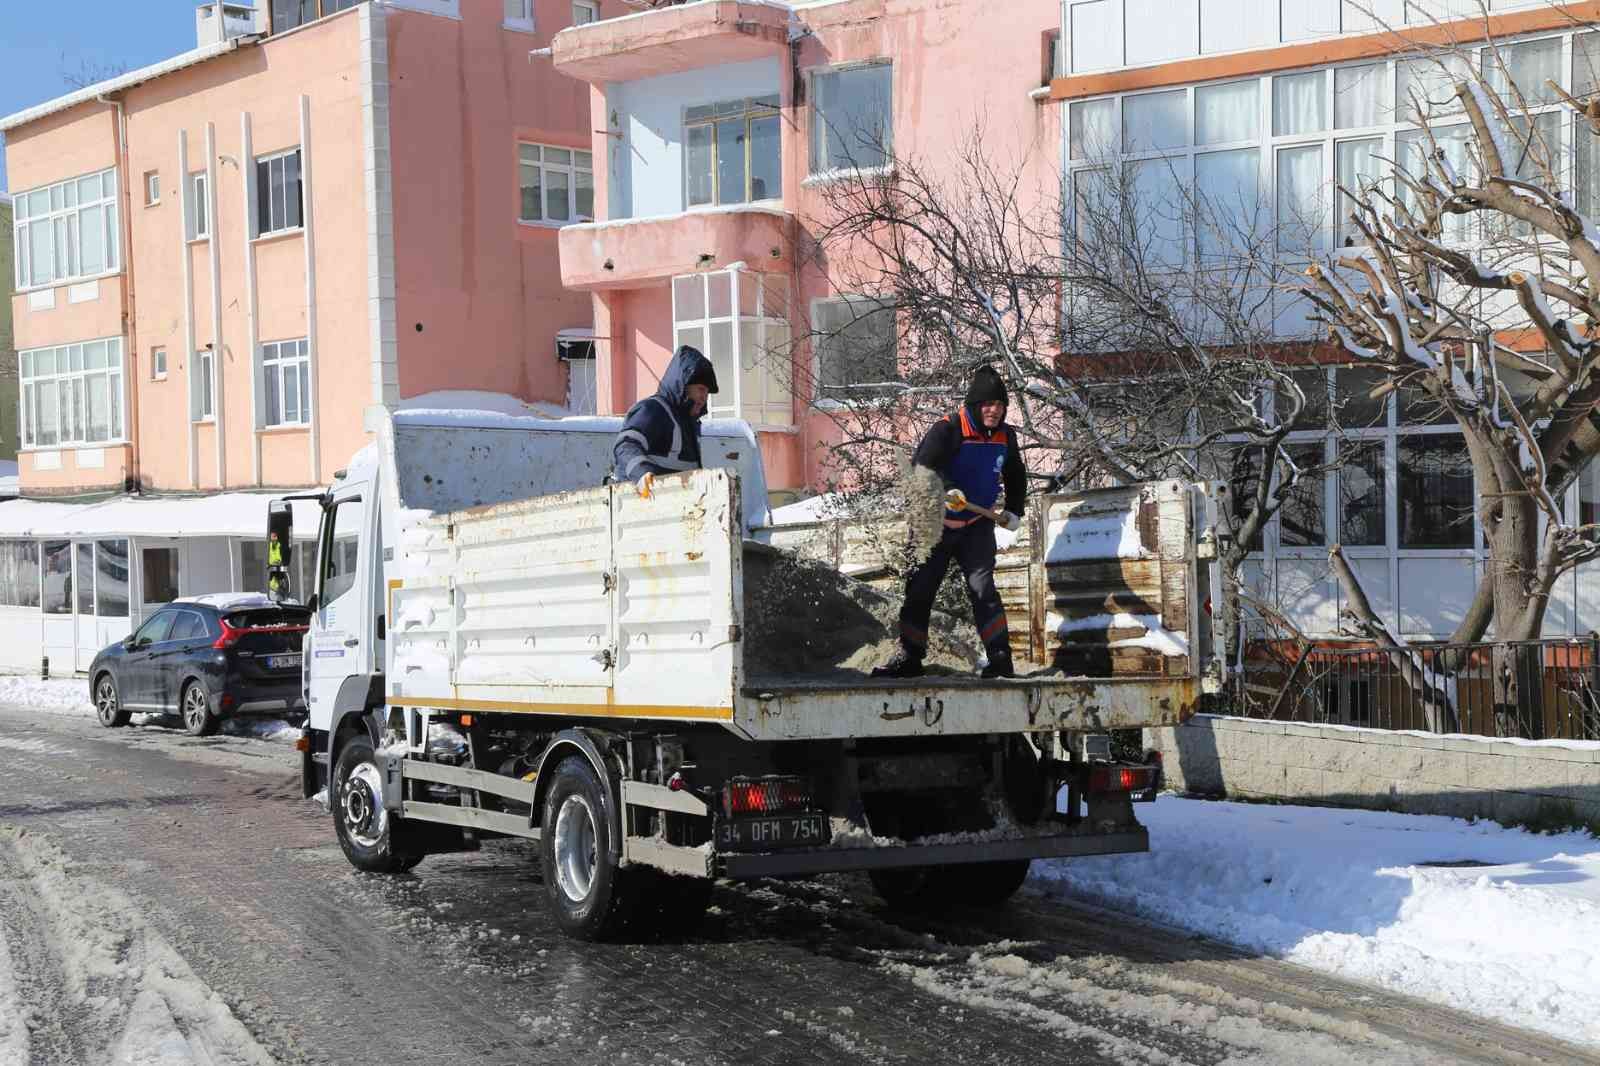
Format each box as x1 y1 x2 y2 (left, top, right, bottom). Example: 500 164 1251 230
0 825 278 1066
0 834 88 1066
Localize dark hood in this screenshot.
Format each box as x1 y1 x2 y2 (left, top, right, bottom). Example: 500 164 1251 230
963 364 1008 429
656 345 719 417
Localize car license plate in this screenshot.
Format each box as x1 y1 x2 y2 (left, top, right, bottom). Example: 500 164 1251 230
717 813 829 851
267 654 302 671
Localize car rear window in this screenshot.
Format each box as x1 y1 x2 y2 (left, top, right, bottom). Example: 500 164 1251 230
225 607 311 629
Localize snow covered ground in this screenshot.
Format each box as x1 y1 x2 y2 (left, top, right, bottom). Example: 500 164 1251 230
0 674 299 741
1030 795 1600 1049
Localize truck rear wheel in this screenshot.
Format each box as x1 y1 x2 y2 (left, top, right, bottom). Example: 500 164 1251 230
539 756 646 940
333 736 423 874
870 859 1031 911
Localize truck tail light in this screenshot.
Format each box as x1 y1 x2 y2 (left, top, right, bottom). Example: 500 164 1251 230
1086 765 1158 794
723 776 813 816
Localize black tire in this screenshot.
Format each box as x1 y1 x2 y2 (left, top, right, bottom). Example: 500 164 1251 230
870 859 1031 911
180 681 219 737
332 735 423 873
93 673 130 728
539 756 647 940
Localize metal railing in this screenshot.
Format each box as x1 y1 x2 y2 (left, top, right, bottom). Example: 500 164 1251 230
1233 636 1600 741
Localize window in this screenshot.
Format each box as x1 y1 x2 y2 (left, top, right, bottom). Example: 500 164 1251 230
96 539 129 617
811 62 893 174
1339 443 1386 548
518 144 594 224
187 171 209 240
559 336 597 415
19 338 126 448
0 541 41 608
1278 442 1325 547
1070 98 1116 161
1334 64 1386 130
686 96 782 207
142 547 179 606
255 148 303 236
144 171 160 206
1273 71 1325 136
1334 137 1382 245
262 339 311 427
1124 90 1187 152
195 350 215 422
672 269 793 426
152 347 168 381
572 0 598 25
812 297 898 401
11 167 120 289
320 498 364 606
272 0 361 31
504 0 534 30
1398 435 1474 549
133 610 176 646
169 610 208 641
42 542 71 615
1044 30 1062 87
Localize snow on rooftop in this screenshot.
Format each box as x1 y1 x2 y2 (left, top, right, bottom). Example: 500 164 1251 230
0 492 321 540
174 592 278 612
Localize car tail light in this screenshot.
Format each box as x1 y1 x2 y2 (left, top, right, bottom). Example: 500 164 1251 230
1086 764 1158 794
213 621 245 649
723 776 813 816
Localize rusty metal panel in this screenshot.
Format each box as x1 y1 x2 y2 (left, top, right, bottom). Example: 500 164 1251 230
1031 481 1195 678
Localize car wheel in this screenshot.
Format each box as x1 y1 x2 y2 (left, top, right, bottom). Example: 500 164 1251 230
539 756 647 941
94 673 130 728
180 681 219 737
332 735 423 874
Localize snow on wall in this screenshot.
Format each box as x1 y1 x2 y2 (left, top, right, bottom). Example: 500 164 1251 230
1044 508 1150 563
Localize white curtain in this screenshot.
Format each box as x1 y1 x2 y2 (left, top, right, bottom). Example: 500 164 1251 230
1125 157 1191 268
1334 137 1382 243
1398 126 1472 242
1396 55 1469 122
1276 144 1326 252
1273 71 1325 137
1070 98 1117 160
1122 90 1186 153
1333 64 1385 130
1487 37 1561 105
1195 79 1257 146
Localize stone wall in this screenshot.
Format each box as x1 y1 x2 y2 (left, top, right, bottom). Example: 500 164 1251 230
1147 715 1600 831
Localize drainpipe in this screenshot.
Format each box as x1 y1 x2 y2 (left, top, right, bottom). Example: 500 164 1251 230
98 93 141 495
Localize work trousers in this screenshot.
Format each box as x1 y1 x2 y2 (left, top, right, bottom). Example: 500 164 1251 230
897 520 1011 664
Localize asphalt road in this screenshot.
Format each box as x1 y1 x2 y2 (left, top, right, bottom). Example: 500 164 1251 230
0 705 1593 1066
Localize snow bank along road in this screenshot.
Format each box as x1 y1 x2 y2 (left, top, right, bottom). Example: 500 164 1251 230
0 702 1592 1066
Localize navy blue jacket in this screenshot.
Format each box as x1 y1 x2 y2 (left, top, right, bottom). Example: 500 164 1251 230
614 347 715 479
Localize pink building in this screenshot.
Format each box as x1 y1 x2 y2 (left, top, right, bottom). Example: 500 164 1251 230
551 0 1062 497
0 0 618 672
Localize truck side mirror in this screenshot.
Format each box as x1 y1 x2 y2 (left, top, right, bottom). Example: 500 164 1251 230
267 501 294 602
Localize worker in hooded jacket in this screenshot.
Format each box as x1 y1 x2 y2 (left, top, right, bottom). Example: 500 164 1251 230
613 345 720 496
875 365 1027 680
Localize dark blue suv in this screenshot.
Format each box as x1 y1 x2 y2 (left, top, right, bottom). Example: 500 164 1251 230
89 593 310 736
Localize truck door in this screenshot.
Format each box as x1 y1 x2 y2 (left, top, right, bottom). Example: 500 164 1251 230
307 489 370 725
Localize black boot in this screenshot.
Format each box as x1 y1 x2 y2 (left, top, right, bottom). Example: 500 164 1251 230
872 648 925 678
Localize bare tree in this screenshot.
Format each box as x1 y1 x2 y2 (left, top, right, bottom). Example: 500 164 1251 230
1301 36 1600 732
60 55 128 91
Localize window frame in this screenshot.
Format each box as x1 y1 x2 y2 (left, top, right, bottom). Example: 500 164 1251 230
194 349 216 423
683 95 784 208
18 337 127 449
143 170 160 207
261 338 312 428
670 268 794 429
10 167 121 292
809 295 902 406
253 147 304 239
517 142 594 225
187 170 210 242
504 0 535 32
152 347 168 382
808 60 895 177
572 0 599 25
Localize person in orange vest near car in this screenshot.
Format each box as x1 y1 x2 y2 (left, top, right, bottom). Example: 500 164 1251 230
874 365 1027 680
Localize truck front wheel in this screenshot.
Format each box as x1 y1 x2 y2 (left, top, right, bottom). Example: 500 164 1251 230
332 736 423 874
539 756 646 940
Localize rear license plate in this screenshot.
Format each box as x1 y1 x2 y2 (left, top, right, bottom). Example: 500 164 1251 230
266 654 302 671
717 813 829 851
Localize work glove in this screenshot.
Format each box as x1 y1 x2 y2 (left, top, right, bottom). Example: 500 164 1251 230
944 488 969 511
998 510 1022 533
636 472 655 499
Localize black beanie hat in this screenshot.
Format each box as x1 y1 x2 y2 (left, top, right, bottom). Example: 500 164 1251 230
964 365 1008 408
682 347 720 394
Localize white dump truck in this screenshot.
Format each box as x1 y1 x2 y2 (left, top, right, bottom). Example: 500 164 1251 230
278 404 1226 939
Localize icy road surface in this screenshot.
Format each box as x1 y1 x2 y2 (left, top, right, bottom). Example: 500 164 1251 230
0 700 1592 1065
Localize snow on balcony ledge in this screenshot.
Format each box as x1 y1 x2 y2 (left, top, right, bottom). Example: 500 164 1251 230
551 0 791 84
